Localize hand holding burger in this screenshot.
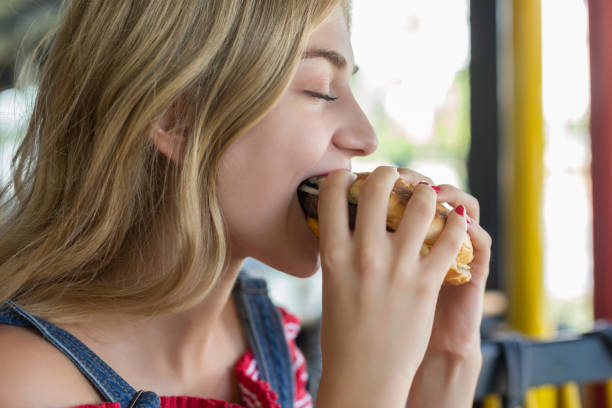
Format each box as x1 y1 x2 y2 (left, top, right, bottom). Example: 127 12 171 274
297 171 474 285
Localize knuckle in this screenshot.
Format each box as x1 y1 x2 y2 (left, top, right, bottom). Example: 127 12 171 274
415 169 429 179
321 245 347 270
357 247 383 273
421 175 435 185
397 167 416 175
482 229 493 248
409 188 436 216
469 196 480 215
447 342 482 361
373 165 398 176
362 178 394 198
440 227 465 253
398 168 429 182
366 166 398 184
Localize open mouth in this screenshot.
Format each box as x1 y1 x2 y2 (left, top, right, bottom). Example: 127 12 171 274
297 176 322 220
296 175 358 231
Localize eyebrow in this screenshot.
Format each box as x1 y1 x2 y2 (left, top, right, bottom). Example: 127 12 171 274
302 48 359 75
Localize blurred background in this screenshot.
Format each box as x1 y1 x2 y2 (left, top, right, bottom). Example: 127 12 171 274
3 0 611 406
263 0 593 337
0 0 594 330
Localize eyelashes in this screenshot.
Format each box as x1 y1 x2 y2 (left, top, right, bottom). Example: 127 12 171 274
304 90 339 102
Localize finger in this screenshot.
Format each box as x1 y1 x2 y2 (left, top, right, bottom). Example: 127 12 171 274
353 166 399 243
394 182 438 261
318 170 355 246
435 184 480 225
398 168 434 186
466 223 492 287
422 207 468 285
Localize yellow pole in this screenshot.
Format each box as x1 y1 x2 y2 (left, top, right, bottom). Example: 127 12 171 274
503 0 555 406
508 0 550 339
482 394 503 408
559 382 582 408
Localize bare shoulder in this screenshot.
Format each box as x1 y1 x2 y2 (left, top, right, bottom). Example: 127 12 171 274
0 324 103 408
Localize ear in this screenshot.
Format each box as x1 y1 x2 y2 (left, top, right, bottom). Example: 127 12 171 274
150 124 184 164
149 106 185 164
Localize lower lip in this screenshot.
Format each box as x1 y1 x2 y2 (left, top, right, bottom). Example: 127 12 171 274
315 168 352 177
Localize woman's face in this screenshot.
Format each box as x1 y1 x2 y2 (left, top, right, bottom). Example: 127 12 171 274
217 5 377 277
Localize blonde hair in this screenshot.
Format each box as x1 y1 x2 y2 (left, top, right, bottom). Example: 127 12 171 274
0 0 349 323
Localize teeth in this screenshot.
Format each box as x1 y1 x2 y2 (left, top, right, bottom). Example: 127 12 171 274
298 184 319 196
297 180 320 220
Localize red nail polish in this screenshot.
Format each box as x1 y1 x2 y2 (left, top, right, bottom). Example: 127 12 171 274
455 205 465 217
418 181 440 195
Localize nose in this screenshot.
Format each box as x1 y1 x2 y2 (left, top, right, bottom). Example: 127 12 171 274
331 96 378 157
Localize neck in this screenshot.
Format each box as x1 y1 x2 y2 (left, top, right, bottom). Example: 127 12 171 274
61 257 249 391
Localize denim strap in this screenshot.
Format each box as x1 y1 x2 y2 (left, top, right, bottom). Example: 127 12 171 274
234 272 295 408
0 272 292 408
0 301 159 408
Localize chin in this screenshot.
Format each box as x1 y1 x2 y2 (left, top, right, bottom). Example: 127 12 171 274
272 195 322 278
281 252 321 278
251 223 321 279
258 238 321 279
249 253 320 279
242 192 322 278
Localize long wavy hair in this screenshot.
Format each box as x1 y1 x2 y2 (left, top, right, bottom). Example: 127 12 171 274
0 0 350 323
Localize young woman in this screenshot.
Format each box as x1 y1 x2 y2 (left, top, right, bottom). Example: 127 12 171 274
0 1 492 407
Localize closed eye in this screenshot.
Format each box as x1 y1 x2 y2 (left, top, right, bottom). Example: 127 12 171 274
305 91 339 102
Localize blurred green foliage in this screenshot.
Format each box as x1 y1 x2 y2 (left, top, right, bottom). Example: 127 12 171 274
354 66 472 189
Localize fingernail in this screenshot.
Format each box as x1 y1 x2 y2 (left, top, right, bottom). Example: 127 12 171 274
418 181 440 194
455 205 466 217
454 205 471 227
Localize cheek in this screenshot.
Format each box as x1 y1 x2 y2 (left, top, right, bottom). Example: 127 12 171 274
260 100 330 166
217 91 329 266
233 96 330 178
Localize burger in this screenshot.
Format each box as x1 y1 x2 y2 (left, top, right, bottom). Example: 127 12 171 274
297 172 473 285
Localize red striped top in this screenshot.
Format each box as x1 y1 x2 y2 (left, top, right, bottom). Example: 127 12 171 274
73 308 312 408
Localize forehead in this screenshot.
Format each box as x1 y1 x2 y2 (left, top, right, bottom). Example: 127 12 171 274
306 6 353 62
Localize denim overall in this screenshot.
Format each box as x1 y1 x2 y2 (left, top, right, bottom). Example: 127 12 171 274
0 272 295 408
